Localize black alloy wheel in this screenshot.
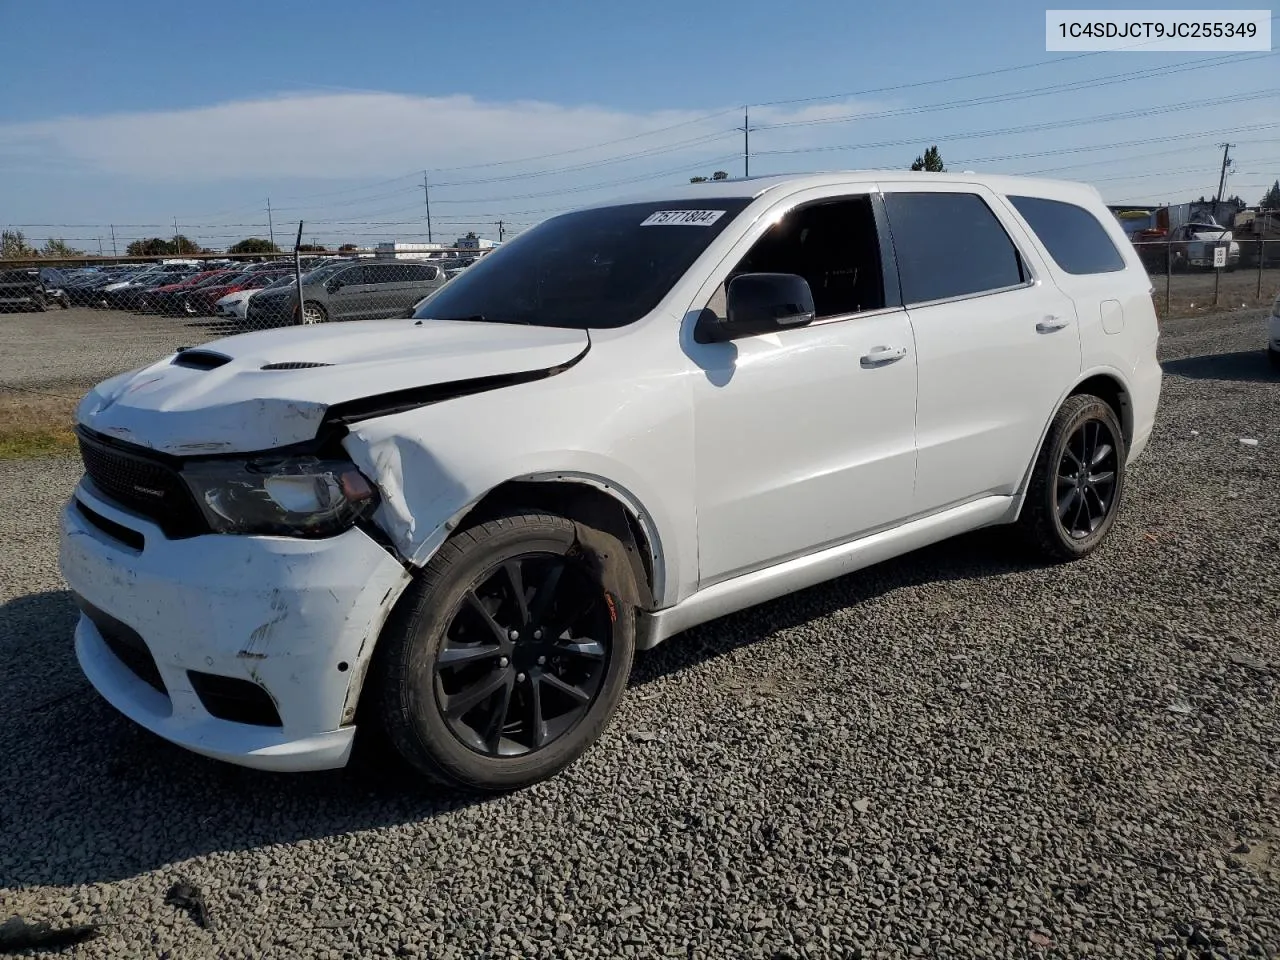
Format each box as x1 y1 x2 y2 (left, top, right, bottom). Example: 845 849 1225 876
370 513 637 792
435 552 611 757
1018 393 1127 561
1056 418 1119 540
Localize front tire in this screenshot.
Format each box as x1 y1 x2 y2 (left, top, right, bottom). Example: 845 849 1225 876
1268 347 1280 370
301 302 327 325
1018 394 1127 562
370 514 636 792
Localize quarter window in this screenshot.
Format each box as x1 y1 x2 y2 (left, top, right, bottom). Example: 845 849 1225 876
1008 196 1126 275
883 192 1026 304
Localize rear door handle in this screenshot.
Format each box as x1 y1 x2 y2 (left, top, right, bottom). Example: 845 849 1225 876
1036 316 1070 333
860 344 908 367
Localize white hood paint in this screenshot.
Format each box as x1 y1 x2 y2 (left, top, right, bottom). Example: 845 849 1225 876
76 319 589 455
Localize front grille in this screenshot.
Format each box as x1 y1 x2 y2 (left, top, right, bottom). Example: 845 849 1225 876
188 672 282 727
76 428 208 538
74 594 168 696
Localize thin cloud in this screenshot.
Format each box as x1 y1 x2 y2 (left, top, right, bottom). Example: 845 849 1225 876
0 92 880 182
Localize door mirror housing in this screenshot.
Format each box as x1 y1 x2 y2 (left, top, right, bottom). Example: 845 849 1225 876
699 273 816 343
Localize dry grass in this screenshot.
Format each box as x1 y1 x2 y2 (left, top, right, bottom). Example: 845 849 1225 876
0 389 79 460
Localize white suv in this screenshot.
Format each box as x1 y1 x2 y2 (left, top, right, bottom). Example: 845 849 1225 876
59 172 1162 791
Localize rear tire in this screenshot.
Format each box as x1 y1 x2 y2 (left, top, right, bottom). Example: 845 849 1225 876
1017 394 1127 562
369 514 636 792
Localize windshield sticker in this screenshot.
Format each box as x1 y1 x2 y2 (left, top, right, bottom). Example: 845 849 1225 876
640 209 727 227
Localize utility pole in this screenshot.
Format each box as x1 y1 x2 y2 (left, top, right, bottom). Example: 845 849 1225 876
173 216 180 254
738 106 751 178
110 224 117 257
1214 142 1235 204
267 198 276 249
494 219 505 242
423 172 434 244
97 237 103 256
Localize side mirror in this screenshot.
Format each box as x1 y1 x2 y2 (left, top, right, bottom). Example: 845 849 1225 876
326 279 342 293
699 273 816 342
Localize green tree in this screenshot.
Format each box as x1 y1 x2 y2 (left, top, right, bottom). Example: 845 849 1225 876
42 238 83 258
170 235 200 254
1261 180 1280 209
2 229 36 258
910 146 946 172
711 170 729 180
689 175 708 183
126 237 173 257
338 243 359 252
228 237 279 255
297 243 327 253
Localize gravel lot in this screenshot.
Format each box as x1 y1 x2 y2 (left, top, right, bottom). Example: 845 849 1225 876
0 308 225 395
1 307 1277 959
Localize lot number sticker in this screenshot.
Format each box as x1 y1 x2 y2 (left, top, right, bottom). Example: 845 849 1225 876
640 210 727 226
1213 246 1227 269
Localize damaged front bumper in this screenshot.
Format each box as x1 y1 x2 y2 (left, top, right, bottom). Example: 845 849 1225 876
58 481 410 772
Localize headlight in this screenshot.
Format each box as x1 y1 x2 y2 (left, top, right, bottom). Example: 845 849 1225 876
182 457 378 537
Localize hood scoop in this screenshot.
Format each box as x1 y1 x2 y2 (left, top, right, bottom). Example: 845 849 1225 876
260 361 334 370
172 349 231 370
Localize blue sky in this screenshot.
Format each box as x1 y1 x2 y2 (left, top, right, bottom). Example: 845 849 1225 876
0 0 1276 251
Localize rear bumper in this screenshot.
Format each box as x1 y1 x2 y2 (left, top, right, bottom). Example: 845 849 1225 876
1128 350 1163 463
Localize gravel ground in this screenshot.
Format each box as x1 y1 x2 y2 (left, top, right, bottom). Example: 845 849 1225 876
0 307 1277 960
0 308 223 394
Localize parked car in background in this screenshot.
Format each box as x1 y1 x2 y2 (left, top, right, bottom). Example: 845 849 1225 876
59 172 1161 791
67 266 144 306
142 270 241 315
214 273 296 322
0 268 56 312
102 264 201 310
185 269 291 316
245 258 445 327
36 267 74 309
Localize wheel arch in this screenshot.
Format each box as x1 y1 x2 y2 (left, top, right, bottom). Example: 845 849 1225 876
1011 367 1133 519
446 474 662 613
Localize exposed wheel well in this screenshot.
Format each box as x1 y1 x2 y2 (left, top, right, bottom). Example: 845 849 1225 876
452 480 657 610
1069 374 1131 447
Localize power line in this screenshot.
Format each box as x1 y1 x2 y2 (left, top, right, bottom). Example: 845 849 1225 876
754 52 1276 132
752 89 1280 159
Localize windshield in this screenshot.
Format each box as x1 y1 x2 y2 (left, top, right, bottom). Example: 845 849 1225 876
411 199 751 328
260 274 296 290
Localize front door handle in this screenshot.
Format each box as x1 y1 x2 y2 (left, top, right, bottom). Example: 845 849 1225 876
860 345 908 367
1036 315 1070 333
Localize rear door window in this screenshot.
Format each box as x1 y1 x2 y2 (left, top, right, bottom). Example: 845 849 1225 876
883 192 1026 305
1008 196 1126 275
364 263 411 285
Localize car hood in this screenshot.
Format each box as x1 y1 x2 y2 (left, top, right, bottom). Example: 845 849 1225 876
76 319 590 455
